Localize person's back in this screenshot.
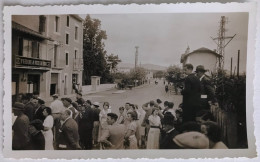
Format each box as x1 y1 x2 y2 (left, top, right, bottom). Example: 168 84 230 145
13 114 30 150
106 123 126 149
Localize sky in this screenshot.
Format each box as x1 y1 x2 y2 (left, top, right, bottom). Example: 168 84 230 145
81 13 248 72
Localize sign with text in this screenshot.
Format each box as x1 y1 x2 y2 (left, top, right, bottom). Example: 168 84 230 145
15 56 51 68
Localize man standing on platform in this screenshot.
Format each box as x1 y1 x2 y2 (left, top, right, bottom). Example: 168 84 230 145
181 64 201 122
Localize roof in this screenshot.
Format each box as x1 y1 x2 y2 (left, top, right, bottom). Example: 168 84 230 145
12 21 52 40
180 47 222 63
71 14 84 22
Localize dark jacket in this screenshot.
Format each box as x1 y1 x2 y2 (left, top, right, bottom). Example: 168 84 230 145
24 102 36 121
93 108 101 122
57 118 81 150
29 125 45 150
12 114 31 150
160 129 180 149
181 73 201 121
200 75 217 109
34 105 45 121
79 107 94 132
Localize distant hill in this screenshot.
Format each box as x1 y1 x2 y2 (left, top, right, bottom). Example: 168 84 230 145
118 62 167 71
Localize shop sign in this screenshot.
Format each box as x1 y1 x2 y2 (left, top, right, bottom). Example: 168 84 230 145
15 56 51 68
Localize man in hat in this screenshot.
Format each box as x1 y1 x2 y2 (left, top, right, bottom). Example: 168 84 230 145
181 64 201 122
195 65 218 110
50 94 65 146
160 112 179 149
50 94 65 120
12 102 31 150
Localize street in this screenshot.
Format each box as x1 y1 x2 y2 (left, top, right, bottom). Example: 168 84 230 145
80 79 182 116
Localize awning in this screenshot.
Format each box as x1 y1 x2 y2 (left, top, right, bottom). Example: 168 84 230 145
12 21 53 41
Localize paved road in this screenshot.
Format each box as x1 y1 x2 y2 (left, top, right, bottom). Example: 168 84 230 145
80 79 183 115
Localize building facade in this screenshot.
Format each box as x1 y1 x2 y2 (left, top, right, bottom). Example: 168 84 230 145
12 15 83 101
180 47 222 73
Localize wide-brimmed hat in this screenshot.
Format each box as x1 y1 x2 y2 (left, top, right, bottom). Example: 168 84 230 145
195 65 207 73
93 102 100 107
52 94 59 98
173 131 209 149
12 102 25 111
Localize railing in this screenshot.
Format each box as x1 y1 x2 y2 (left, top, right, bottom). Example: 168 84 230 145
73 58 84 71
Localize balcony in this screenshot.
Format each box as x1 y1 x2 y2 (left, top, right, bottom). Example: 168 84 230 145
73 58 84 71
14 55 51 71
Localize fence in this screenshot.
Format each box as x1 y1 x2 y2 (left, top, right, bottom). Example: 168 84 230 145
81 84 116 95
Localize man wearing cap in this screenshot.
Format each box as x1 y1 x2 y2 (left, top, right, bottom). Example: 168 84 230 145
160 112 179 149
12 102 31 150
50 94 65 146
181 64 201 122
195 65 218 110
50 94 65 119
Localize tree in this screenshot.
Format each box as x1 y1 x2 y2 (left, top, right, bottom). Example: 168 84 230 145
106 54 121 73
82 15 110 85
129 67 147 85
153 70 165 79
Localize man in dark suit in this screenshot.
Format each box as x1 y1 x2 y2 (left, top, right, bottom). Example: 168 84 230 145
57 109 81 150
160 112 180 149
195 65 218 110
181 64 201 122
12 102 31 150
33 99 45 122
22 93 36 121
78 104 94 150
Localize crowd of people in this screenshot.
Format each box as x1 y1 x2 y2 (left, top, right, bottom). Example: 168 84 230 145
12 64 228 150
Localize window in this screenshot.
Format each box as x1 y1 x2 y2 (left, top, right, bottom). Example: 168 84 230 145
65 52 69 65
54 45 58 67
55 16 60 32
19 38 40 58
66 33 69 44
75 26 78 40
39 15 46 33
66 16 70 27
74 50 77 59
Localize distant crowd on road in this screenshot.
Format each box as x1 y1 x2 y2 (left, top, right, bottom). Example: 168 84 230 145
12 64 228 150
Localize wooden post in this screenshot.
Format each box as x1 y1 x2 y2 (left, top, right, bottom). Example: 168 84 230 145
230 57 233 77
237 50 240 78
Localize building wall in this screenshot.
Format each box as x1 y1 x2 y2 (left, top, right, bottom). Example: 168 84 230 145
12 15 40 33
186 52 218 73
46 15 83 98
12 15 50 102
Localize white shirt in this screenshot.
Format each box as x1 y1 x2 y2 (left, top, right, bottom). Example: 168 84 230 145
50 99 65 114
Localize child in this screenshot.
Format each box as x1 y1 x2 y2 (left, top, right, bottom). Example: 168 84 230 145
117 107 125 124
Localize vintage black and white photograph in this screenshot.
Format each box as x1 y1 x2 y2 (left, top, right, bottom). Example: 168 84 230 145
3 3 257 159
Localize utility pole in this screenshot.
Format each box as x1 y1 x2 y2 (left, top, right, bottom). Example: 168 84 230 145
211 16 236 70
237 50 240 78
135 46 139 69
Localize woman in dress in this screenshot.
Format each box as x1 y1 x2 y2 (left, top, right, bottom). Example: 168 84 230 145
146 108 161 149
124 111 138 149
98 102 111 145
42 107 54 150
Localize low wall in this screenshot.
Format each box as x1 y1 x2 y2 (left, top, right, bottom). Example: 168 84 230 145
81 84 116 95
